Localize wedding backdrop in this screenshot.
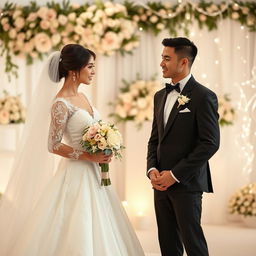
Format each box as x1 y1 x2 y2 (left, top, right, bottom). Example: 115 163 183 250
0 0 256 253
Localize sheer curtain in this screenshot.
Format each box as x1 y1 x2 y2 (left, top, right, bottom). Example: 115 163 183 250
0 16 255 225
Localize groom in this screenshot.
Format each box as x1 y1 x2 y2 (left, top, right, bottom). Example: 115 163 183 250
147 37 220 256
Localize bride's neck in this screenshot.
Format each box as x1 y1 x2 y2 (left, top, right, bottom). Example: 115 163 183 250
60 77 80 97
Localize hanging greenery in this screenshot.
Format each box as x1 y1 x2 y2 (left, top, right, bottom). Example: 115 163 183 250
0 0 255 79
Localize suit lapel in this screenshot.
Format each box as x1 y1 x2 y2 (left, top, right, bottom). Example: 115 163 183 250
160 76 196 142
158 91 167 138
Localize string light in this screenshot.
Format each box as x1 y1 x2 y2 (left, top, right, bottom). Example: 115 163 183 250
235 67 256 175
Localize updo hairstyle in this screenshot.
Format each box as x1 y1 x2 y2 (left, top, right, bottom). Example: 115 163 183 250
59 44 96 79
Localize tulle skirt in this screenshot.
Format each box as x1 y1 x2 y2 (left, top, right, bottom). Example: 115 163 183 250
8 159 145 256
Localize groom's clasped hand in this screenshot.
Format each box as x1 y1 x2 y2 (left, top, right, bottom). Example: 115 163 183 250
149 169 176 191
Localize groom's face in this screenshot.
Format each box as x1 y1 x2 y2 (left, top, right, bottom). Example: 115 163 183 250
160 47 183 80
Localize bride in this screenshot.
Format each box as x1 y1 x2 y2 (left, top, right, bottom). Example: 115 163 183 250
0 44 145 256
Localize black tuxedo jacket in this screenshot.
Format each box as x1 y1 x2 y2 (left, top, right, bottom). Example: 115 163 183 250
147 76 220 192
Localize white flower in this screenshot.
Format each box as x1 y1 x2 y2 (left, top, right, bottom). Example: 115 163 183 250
68 12 77 22
13 9 22 19
58 14 68 26
27 12 37 22
34 33 52 53
107 129 122 149
231 12 239 20
14 17 25 30
40 20 50 30
177 94 190 108
51 34 61 46
157 23 165 30
9 29 17 39
150 16 158 23
37 7 49 20
137 98 148 109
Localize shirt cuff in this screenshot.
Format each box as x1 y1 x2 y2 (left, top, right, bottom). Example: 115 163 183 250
170 170 180 183
147 167 157 176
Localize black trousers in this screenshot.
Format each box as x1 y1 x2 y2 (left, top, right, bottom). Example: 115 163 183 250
154 188 209 256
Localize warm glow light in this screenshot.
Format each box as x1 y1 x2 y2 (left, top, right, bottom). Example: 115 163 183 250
214 38 220 44
215 60 219 65
137 211 144 216
201 73 207 79
139 27 143 31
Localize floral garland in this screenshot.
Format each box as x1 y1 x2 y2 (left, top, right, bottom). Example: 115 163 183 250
0 91 26 124
218 94 235 127
0 0 255 78
228 183 256 217
109 76 161 127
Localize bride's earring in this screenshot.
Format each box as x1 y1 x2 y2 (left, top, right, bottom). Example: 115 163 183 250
72 72 76 82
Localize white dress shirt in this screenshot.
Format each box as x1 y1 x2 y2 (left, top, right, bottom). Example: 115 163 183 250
148 73 192 182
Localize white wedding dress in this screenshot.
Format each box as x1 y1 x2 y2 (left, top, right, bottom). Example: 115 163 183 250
8 97 145 256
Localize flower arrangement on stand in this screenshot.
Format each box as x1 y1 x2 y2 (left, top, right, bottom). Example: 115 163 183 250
109 76 161 128
0 91 26 125
228 183 256 227
218 94 235 127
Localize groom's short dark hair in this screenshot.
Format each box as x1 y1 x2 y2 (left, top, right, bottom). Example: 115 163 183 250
162 37 198 67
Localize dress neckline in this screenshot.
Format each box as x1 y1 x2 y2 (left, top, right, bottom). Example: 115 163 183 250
55 97 95 119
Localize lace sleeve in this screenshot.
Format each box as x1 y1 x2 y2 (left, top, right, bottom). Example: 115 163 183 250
48 101 84 160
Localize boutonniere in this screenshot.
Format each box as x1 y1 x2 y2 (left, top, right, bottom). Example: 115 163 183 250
177 94 190 108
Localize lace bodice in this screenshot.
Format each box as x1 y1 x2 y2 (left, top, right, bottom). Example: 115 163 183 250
48 97 101 160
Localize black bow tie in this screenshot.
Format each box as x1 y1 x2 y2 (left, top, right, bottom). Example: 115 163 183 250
165 83 180 94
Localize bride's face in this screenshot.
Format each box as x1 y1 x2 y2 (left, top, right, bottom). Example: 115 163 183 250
79 56 95 84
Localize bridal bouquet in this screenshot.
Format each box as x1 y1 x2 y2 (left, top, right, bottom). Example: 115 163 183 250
80 120 124 186
0 91 26 125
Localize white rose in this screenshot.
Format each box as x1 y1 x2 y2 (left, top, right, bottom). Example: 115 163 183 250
1 17 8 25
46 9 57 21
107 129 122 148
27 12 37 22
129 108 138 116
58 14 68 26
50 19 59 29
74 25 84 35
157 23 165 30
87 5 97 13
34 32 52 53
137 98 148 109
37 7 49 20
76 17 84 26
105 7 115 17
68 12 77 22
9 29 17 39
231 12 239 20
14 17 25 30
51 34 61 46
13 9 22 19
93 23 104 35
242 7 249 15
40 20 50 30
26 30 32 39
150 15 158 23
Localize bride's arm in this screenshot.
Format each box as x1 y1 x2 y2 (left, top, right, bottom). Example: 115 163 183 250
48 101 90 160
48 101 110 163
